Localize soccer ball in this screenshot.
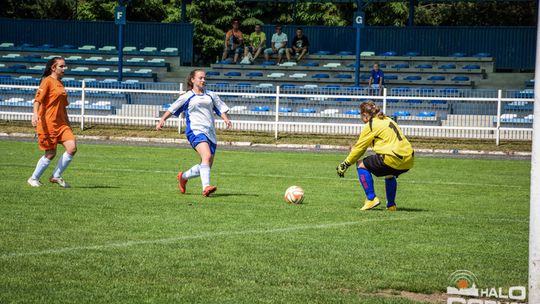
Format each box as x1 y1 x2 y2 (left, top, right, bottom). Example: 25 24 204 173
284 186 304 204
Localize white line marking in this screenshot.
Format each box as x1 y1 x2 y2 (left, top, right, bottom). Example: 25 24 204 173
1 217 415 258
0 162 527 189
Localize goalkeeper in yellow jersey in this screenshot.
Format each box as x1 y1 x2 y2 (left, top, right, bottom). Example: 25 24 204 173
336 101 414 211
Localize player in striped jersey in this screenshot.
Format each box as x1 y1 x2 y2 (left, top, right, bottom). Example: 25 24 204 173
156 69 232 197
336 101 414 211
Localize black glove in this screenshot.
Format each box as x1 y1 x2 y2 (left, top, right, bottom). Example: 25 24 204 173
336 161 351 178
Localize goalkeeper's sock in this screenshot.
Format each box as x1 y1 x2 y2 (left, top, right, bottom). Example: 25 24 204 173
199 164 211 189
183 164 200 180
31 156 51 180
357 167 376 200
385 176 397 207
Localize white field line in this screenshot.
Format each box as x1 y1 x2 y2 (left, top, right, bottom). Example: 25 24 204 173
0 162 527 189
1 217 416 258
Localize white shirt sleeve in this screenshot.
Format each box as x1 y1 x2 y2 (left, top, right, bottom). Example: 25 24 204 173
207 91 229 116
167 92 191 117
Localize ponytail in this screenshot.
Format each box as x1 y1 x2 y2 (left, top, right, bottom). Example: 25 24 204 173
360 100 386 119
41 57 64 80
186 68 205 91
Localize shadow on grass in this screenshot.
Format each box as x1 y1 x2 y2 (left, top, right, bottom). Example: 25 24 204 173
76 185 121 189
210 193 260 198
368 207 428 212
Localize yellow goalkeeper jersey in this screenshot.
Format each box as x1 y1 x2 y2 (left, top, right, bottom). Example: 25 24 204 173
345 116 414 170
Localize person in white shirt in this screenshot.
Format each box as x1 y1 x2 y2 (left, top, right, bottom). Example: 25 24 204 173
264 25 290 64
156 69 232 197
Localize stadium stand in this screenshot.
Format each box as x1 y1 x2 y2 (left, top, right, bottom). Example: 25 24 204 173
206 53 495 89
0 42 184 83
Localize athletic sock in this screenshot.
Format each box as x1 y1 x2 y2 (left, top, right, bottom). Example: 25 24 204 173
199 164 211 189
31 156 51 180
357 167 376 200
385 177 397 207
52 152 74 178
182 164 200 180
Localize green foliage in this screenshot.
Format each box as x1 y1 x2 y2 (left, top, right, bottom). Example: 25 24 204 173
0 140 530 303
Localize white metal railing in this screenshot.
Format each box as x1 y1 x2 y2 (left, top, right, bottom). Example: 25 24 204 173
0 81 535 145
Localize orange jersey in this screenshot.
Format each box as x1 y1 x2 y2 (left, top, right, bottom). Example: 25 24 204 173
225 29 243 45
34 76 70 136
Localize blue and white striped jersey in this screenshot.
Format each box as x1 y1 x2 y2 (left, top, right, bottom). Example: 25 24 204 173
167 90 229 144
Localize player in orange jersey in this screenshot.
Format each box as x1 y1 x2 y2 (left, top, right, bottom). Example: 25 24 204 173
27 57 77 188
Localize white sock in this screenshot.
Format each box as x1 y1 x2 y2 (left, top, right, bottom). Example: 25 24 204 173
182 164 200 180
199 164 211 188
31 156 51 180
52 152 74 178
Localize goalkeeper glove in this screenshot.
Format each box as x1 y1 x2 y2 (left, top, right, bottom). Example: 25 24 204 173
336 161 351 178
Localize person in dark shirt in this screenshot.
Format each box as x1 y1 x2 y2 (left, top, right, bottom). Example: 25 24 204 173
368 63 384 96
287 28 309 63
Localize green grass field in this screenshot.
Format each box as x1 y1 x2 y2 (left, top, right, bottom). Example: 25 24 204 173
0 140 530 303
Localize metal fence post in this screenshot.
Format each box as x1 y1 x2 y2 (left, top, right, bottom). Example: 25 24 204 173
382 87 387 114
80 80 86 131
496 89 502 145
275 85 280 140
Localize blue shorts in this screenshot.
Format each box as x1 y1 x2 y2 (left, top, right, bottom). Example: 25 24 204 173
187 133 217 155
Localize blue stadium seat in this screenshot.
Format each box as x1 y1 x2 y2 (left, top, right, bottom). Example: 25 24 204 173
162 103 171 109
224 71 241 77
9 64 26 70
391 87 411 93
439 64 456 69
405 99 423 104
452 76 470 81
279 107 293 112
450 52 466 57
473 52 491 57
337 51 353 56
252 106 270 112
24 54 41 59
20 43 34 48
281 84 296 89
220 58 234 64
298 108 316 113
379 64 387 68
314 51 333 55
442 88 460 94
415 64 432 69
40 44 54 48
236 83 251 87
404 52 419 56
417 111 436 117
246 71 263 77
335 74 352 79
393 111 411 116
515 90 534 99
325 84 341 89
428 75 446 81
345 110 361 115
380 51 397 56
360 74 371 80
392 63 409 69
416 87 435 93
386 99 399 103
525 79 534 88
214 82 229 87
261 61 276 66
302 62 319 67
462 64 480 70
385 75 398 80
59 44 75 49
404 75 422 81
312 73 330 79
430 100 447 104
206 71 220 76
